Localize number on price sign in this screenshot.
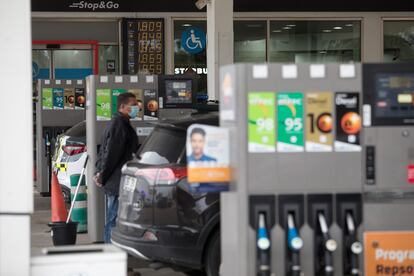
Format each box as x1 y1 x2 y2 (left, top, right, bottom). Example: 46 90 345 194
277 92 304 152
248 92 276 153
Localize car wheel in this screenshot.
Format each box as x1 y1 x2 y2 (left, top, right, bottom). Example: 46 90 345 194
204 230 220 276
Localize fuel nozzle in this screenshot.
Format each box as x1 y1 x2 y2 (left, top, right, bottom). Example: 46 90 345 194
344 212 362 275
287 213 303 276
257 212 271 276
45 132 51 157
317 212 337 275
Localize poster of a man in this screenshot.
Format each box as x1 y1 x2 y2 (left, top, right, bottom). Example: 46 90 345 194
186 124 230 184
188 127 217 162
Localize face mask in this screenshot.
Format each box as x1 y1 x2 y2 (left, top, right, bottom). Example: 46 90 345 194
128 105 139 118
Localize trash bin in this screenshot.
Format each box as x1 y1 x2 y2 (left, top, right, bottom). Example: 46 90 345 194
48 221 78 246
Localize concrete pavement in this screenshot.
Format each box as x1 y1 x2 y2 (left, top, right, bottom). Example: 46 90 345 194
31 191 204 276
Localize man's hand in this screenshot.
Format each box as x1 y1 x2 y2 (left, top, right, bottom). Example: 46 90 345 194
93 172 103 187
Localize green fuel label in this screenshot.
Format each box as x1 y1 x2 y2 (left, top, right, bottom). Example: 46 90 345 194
277 92 304 152
248 92 276 152
96 89 111 121
112 89 127 115
52 88 64 110
42 88 53 110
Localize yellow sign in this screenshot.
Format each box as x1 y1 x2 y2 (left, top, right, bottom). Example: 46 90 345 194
364 231 414 276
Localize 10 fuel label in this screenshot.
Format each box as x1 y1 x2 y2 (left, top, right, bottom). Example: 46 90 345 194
277 93 304 152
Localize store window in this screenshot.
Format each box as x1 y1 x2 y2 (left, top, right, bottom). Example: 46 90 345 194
53 50 93 79
269 21 361 63
234 21 267 63
384 21 414 62
99 45 119 74
174 20 207 94
32 50 51 81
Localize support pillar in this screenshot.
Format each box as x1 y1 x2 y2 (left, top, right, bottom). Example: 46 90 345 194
0 0 33 275
206 0 233 100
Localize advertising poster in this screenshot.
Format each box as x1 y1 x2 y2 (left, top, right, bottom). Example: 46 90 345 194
248 92 276 153
144 89 159 120
128 89 144 120
75 88 86 110
112 88 127 115
64 88 75 109
96 89 111 121
305 92 334 152
187 124 230 184
364 231 414 276
52 88 64 110
42 88 53 110
277 93 304 152
334 92 362 152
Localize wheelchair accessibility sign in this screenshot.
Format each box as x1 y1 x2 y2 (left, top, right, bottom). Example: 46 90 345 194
181 27 206 54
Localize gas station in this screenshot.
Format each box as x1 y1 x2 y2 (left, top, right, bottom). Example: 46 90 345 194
1 0 414 276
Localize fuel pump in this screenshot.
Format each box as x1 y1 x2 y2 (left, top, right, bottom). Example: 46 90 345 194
336 194 363 276
344 212 362 275
316 212 337 276
308 194 337 276
257 213 271 276
286 213 303 276
279 194 304 276
249 195 276 276
44 131 52 193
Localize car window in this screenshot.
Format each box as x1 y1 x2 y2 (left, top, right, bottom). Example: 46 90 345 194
138 127 185 165
65 121 86 137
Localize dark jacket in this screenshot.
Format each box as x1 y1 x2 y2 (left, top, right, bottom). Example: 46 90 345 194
96 112 139 196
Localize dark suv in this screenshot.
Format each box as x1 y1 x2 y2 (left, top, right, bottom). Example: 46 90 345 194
111 112 225 276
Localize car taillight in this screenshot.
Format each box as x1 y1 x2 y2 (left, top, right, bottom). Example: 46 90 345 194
63 145 86 156
136 167 187 185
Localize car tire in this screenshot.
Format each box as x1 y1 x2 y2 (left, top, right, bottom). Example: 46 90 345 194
204 230 220 276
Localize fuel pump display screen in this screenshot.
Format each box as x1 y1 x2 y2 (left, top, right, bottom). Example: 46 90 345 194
165 80 192 105
375 73 414 119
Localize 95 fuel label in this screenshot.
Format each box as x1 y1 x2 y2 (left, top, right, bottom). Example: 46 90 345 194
277 92 304 152
364 231 414 276
248 92 276 152
52 88 64 110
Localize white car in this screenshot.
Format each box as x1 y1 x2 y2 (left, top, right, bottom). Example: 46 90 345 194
52 121 87 204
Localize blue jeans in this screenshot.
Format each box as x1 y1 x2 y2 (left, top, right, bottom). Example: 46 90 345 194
104 195 119 243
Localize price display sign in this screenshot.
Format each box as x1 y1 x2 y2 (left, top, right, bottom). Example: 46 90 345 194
42 88 53 110
64 88 75 109
53 88 64 110
248 92 276 153
75 88 85 110
277 92 304 152
112 88 127 115
334 92 361 152
305 92 333 152
123 18 164 75
96 89 111 121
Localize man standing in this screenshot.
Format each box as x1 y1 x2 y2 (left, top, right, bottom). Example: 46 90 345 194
94 93 139 243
